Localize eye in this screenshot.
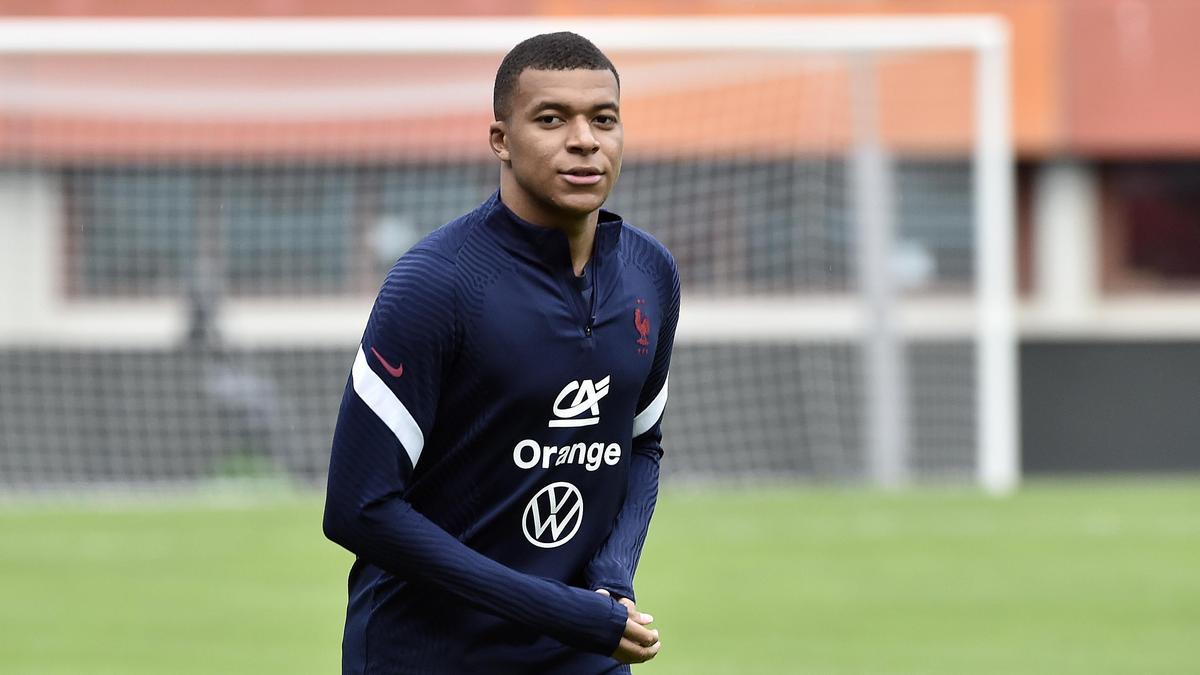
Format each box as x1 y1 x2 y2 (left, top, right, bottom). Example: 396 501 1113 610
594 115 618 127
536 114 562 125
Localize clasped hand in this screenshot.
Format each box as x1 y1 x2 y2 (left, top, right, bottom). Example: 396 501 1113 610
595 588 660 664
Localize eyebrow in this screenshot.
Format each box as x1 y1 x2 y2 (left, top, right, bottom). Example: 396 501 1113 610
530 100 620 114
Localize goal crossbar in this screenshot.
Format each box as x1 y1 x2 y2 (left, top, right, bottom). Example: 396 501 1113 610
0 16 1007 54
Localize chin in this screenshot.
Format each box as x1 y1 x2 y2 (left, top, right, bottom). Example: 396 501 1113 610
554 190 608 215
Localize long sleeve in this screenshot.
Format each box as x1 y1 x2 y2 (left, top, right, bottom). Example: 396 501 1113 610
584 257 681 601
322 248 628 656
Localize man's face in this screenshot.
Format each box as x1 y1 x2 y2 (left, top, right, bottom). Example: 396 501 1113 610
493 67 623 222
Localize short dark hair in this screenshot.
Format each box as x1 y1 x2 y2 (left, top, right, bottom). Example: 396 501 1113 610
493 32 620 121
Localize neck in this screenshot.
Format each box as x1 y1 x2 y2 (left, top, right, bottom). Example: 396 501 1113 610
500 178 598 277
559 216 597 277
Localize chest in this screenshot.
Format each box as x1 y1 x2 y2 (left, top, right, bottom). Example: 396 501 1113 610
463 257 660 418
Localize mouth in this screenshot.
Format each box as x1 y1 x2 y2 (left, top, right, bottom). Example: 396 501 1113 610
559 167 604 186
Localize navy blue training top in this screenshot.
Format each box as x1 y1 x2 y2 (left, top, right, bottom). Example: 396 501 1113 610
323 192 680 674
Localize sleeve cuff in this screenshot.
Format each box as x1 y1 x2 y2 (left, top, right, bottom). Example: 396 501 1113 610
592 581 635 603
600 594 631 655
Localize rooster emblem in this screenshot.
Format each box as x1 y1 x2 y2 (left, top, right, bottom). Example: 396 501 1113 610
634 307 651 346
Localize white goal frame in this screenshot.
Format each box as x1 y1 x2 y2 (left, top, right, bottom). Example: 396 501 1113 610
0 16 1017 493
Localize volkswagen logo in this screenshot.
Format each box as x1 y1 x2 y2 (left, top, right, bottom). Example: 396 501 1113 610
522 481 583 548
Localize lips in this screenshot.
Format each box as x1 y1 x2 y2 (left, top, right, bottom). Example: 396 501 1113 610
560 167 604 186
563 166 601 175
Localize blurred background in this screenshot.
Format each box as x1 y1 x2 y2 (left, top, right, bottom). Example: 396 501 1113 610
0 2 1197 674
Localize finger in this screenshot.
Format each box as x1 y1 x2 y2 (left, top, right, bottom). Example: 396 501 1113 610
594 589 610 597
613 639 634 664
628 610 652 625
615 597 651 623
623 619 654 643
613 599 637 622
624 620 660 648
614 638 638 664
615 597 653 624
646 640 662 660
616 597 642 622
620 636 662 663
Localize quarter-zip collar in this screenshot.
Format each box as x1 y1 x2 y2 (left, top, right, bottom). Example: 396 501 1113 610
487 191 621 339
486 190 623 273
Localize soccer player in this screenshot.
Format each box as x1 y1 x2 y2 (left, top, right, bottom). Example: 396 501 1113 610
322 32 680 674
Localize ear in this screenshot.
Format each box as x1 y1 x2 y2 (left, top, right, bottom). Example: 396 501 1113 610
489 121 511 162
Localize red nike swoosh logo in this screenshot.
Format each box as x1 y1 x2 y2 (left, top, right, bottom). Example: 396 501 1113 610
370 346 404 378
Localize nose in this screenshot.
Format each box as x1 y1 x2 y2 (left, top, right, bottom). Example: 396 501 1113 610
565 117 599 155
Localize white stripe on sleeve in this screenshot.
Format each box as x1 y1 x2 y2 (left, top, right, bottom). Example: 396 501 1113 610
632 374 669 438
352 345 425 468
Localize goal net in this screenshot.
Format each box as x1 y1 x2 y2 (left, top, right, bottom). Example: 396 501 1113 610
0 17 1016 495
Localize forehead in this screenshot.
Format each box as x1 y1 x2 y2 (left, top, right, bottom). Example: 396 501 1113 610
512 68 620 110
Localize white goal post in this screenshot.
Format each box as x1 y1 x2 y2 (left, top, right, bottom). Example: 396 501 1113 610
0 17 1017 493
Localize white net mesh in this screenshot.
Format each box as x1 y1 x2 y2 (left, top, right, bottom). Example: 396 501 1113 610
0 33 1000 492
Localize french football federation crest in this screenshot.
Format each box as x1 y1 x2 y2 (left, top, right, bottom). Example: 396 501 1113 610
634 299 651 355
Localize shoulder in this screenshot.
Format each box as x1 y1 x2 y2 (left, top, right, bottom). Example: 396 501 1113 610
618 221 679 309
370 241 459 351
408 200 491 266
375 207 492 316
618 220 678 282
383 195 504 290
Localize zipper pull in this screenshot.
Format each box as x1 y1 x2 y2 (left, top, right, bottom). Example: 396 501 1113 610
586 314 596 336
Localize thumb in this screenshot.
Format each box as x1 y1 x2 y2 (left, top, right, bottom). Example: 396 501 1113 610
617 597 652 624
594 589 611 597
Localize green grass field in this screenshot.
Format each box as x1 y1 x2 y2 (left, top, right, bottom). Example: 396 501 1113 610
2 479 1197 674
